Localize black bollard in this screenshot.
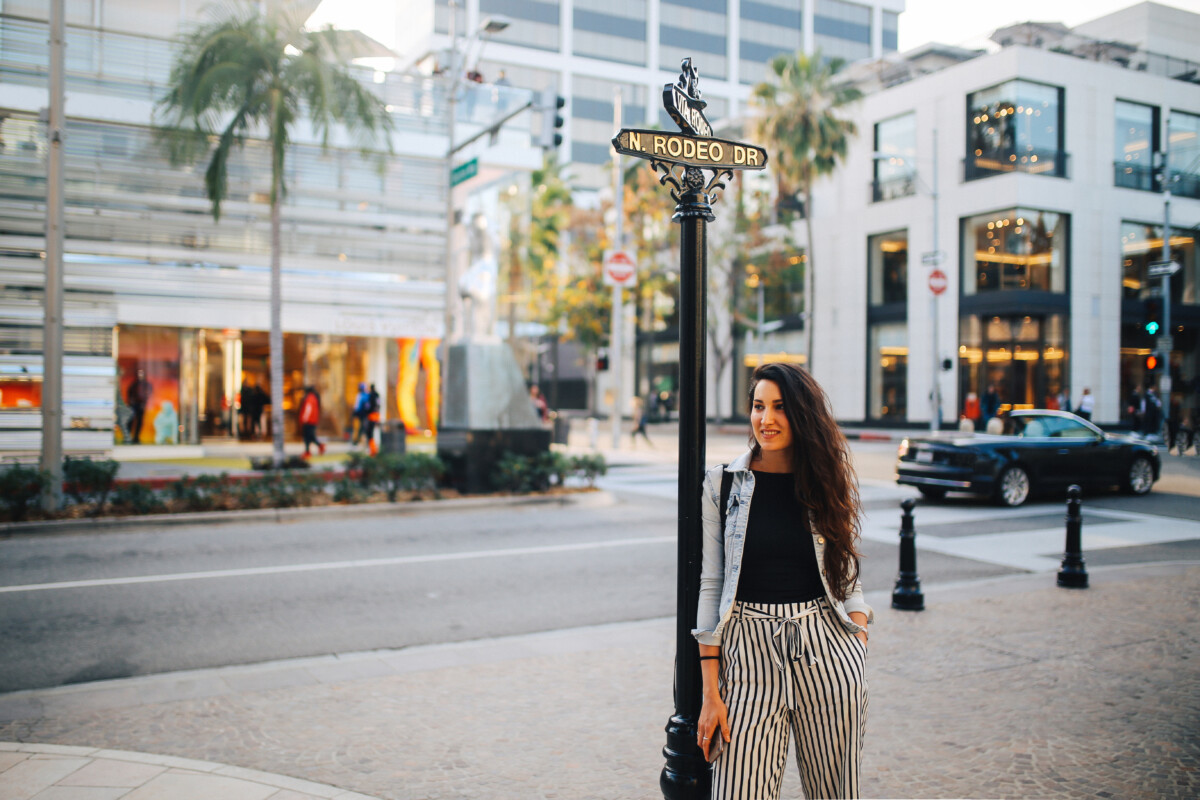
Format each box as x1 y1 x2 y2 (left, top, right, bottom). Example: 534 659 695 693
1057 484 1088 588
892 498 925 611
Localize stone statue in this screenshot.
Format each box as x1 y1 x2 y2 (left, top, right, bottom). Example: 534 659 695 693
458 213 499 342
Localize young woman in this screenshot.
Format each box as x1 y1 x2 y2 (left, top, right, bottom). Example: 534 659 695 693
694 362 872 800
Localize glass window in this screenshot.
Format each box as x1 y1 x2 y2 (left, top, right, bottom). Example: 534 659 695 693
868 322 906 422
1114 101 1159 191
116 325 181 445
882 11 898 52
958 313 1066 420
480 0 560 51
0 376 41 410
660 0 728 79
966 80 1065 180
961 208 1067 295
1169 110 1200 200
868 230 907 306
1120 221 1197 305
872 113 916 201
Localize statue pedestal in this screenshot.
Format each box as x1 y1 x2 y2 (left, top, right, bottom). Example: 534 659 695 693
438 342 550 493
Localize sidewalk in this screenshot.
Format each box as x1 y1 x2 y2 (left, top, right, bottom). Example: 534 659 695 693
2 562 1196 799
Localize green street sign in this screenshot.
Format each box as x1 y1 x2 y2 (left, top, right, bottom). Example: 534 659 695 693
451 157 478 187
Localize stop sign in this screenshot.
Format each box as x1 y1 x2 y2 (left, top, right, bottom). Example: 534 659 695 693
928 269 948 296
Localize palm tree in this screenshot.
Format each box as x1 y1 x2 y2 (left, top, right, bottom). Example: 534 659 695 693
156 1 393 467
752 51 861 369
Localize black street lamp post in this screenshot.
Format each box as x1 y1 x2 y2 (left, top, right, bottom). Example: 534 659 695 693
613 57 768 800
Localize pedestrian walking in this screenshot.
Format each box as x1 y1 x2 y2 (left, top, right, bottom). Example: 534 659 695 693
630 395 652 447
125 368 152 444
1075 387 1094 421
695 362 873 800
981 383 1000 425
529 384 548 423
298 385 325 458
352 382 369 445
1142 387 1163 440
365 383 381 455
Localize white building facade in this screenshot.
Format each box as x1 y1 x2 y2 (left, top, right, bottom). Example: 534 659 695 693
798 3 1200 428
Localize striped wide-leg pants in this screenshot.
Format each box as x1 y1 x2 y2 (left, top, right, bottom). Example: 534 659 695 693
711 599 868 800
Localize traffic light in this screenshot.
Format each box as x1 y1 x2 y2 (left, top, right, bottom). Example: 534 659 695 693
596 351 609 371
1144 297 1161 335
1145 352 1160 371
539 86 565 150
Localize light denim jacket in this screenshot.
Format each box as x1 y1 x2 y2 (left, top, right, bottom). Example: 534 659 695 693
692 450 875 647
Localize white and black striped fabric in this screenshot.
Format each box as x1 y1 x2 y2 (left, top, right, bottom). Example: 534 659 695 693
712 599 868 800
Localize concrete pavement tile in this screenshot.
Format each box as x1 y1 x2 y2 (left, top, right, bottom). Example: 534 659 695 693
0 743 21 751
21 746 97 758
88 750 217 772
121 771 277 800
0 757 89 800
213 765 341 798
265 792 333 800
0 751 31 770
28 788 128 800
55 758 166 787
328 793 382 800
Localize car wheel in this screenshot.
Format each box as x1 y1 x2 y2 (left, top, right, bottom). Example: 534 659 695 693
918 487 946 501
995 466 1030 507
1125 457 1154 495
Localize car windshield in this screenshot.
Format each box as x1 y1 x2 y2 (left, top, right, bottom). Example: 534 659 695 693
1014 415 1095 439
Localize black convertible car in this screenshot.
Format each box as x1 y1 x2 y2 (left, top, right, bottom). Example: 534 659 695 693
895 409 1160 507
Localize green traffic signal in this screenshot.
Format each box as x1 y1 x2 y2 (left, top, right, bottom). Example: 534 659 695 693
1145 321 1160 335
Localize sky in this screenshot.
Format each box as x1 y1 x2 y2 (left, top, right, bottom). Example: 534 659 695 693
898 0 1200 52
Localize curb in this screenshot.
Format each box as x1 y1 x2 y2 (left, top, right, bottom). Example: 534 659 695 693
0 490 614 538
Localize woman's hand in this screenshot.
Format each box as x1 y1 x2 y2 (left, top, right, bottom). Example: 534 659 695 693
697 693 730 759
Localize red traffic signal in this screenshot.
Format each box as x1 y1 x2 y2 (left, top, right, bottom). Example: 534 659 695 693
1145 353 1159 371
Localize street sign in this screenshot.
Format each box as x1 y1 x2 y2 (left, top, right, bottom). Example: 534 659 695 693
603 249 638 287
1158 335 1174 354
928 269 948 295
612 129 767 171
1147 260 1181 278
450 157 478 187
921 251 944 266
662 58 713 137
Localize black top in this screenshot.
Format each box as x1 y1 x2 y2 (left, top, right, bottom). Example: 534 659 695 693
735 471 824 604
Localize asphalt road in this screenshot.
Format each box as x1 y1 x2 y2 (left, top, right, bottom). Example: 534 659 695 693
1 439 1195 694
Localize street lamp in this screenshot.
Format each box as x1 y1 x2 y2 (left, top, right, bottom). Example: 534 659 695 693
442 5 510 349
873 128 942 432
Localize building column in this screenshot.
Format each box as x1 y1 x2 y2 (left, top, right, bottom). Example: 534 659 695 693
369 337 389 421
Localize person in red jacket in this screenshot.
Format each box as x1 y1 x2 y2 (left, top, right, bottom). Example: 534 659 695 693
298 385 325 457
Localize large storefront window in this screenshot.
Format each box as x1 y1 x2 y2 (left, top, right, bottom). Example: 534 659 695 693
966 80 1065 180
961 208 1067 295
868 323 907 421
116 325 181 445
1121 221 1197 304
959 314 1066 421
1169 110 1200 200
1114 100 1159 191
867 231 906 421
1119 221 1199 428
872 113 916 202
868 230 907 305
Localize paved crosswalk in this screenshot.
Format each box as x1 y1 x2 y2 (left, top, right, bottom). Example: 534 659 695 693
598 464 1200 573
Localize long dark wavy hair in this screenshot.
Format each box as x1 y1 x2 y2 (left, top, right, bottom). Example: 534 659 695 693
748 362 862 600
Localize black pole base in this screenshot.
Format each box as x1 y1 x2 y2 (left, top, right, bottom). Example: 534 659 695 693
1057 567 1088 589
891 585 925 611
660 714 710 800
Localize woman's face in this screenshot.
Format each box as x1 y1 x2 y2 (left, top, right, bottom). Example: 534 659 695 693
751 379 793 455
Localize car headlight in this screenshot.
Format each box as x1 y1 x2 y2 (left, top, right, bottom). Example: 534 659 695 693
897 439 910 458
